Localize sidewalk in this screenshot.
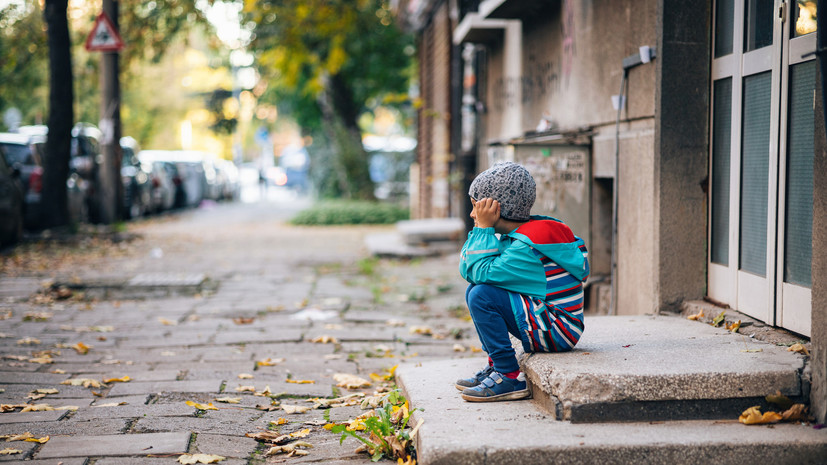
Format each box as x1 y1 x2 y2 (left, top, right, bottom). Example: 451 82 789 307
0 200 480 463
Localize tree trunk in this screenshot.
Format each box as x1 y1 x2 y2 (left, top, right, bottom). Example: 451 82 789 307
41 0 73 228
317 73 375 200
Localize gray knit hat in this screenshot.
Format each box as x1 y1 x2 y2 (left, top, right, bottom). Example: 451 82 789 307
468 161 536 221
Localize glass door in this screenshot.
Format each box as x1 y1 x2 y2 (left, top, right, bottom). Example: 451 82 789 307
708 0 815 336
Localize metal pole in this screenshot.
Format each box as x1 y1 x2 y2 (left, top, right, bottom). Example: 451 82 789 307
99 0 122 223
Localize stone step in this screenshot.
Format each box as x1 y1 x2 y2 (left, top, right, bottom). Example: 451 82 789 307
519 315 807 423
396 357 826 465
396 218 465 245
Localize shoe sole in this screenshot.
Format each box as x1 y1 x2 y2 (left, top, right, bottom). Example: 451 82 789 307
460 389 531 402
455 383 475 392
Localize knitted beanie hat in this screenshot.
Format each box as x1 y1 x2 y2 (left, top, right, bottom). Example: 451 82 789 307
468 161 536 221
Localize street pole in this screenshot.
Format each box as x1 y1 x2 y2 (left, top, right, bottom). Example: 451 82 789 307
98 0 122 223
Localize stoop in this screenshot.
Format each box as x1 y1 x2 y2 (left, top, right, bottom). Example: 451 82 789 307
396 314 827 465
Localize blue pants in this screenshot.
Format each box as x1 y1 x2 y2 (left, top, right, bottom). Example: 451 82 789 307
466 283 523 374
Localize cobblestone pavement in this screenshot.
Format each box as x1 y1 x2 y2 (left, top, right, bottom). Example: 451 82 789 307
0 196 480 464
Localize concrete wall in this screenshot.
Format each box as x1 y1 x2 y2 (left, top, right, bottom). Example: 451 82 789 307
812 59 826 424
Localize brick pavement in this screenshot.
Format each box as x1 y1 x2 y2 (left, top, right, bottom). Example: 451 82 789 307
0 200 477 463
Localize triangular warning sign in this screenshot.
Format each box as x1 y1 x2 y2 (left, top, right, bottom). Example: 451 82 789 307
85 12 124 52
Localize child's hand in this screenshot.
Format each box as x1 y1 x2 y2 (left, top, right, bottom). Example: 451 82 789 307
473 198 500 229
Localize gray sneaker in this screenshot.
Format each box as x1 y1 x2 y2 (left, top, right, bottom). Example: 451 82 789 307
455 365 495 391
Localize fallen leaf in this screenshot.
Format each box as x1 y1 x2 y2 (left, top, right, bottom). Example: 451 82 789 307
711 311 726 327
272 417 289 425
256 357 285 367
765 391 794 410
235 385 256 393
265 441 313 456
28 356 54 364
158 317 177 326
281 404 311 414
687 309 704 320
16 337 40 345
27 393 47 401
0 405 27 412
333 373 371 389
247 428 310 444
452 343 466 352
20 404 54 412
33 388 59 395
781 403 812 422
233 317 255 325
24 435 49 443
23 312 53 322
285 379 315 384
788 343 810 356
93 402 127 407
253 385 273 397
54 405 79 411
61 378 102 388
3 432 34 441
725 320 741 333
72 342 92 354
0 448 22 455
386 319 406 327
739 406 782 425
215 397 241 404
51 369 66 374
102 376 131 384
310 335 338 344
238 373 254 379
185 401 218 411
177 453 226 464
408 326 433 335
741 348 763 353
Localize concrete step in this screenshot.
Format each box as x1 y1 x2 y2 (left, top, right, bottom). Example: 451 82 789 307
396 314 825 464
520 315 807 423
396 218 465 245
365 218 464 257
397 357 827 465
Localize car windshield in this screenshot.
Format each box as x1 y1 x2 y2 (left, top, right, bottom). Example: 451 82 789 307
0 142 34 165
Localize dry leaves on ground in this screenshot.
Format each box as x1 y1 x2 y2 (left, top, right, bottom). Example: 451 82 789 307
103 376 130 384
185 401 218 411
256 357 285 367
334 373 371 389
17 337 40 345
307 393 363 409
687 309 704 320
408 326 432 335
214 397 241 404
739 403 813 425
286 379 315 384
0 448 22 455
72 342 92 354
788 343 810 356
310 335 338 344
1 432 48 443
281 404 311 414
246 428 310 445
237 373 254 379
61 378 102 388
177 453 225 464
265 441 312 457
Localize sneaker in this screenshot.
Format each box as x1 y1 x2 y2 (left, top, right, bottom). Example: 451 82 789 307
455 365 495 391
460 371 531 402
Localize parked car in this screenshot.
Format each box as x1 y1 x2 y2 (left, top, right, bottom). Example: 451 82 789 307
0 152 24 247
0 132 88 228
143 159 176 213
120 136 151 219
215 159 240 201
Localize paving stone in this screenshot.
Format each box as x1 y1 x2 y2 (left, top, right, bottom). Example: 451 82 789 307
133 409 262 437
96 458 246 465
303 326 399 343
94 394 152 405
192 432 259 458
0 441 36 461
0 409 66 424
124 333 214 349
36 432 191 458
246 342 336 358
12 458 87 465
213 328 303 345
72 402 196 420
0 361 41 372
0 383 101 400
0 372 70 384
0 418 128 437
108 380 222 396
48 362 155 374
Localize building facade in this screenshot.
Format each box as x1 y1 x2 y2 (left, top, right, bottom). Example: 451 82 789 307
395 0 826 423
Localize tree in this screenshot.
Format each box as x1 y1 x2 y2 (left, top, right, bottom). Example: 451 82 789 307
41 0 74 228
0 2 49 127
244 0 414 199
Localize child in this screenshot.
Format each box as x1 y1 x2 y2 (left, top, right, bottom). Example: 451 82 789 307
457 161 589 402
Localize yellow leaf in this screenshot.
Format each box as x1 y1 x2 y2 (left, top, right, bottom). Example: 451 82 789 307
687 309 704 320
398 455 416 465
739 406 782 425
16 337 40 345
285 379 315 384
253 385 273 397
215 397 241 404
20 404 54 412
0 448 22 455
72 342 91 354
452 344 466 352
333 373 371 389
102 376 130 384
408 326 432 335
256 357 285 367
765 391 793 410
28 356 54 364
4 432 34 441
55 405 79 411
741 348 763 353
235 385 256 392
310 335 338 344
177 453 226 464
725 320 741 333
711 311 726 327
272 417 288 425
93 402 127 407
781 403 811 422
24 435 49 443
34 388 58 395
369 373 384 383
788 343 810 356
281 404 311 414
238 373 254 379
158 317 177 326
61 378 102 388
185 401 218 411
51 369 66 374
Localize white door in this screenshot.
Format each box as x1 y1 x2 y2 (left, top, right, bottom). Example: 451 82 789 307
708 0 815 336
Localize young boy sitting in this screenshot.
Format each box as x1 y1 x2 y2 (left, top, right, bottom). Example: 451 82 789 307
458 161 590 402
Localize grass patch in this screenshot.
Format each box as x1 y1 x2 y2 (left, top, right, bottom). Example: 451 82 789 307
290 200 409 225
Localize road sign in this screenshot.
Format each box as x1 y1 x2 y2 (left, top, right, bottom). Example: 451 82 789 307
85 12 124 52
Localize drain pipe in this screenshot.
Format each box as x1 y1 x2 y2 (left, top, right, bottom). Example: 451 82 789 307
610 46 656 315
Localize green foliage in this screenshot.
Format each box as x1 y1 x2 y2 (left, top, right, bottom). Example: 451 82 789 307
0 2 49 128
290 200 408 226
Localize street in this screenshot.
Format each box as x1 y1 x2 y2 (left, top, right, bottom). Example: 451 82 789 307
0 194 479 463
